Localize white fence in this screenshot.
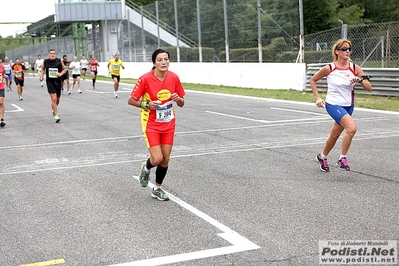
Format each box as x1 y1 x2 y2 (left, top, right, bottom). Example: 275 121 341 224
97 62 307 91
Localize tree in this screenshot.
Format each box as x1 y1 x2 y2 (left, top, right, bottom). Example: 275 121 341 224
303 0 334 34
331 0 371 26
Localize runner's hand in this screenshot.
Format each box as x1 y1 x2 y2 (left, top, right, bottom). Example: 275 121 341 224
316 98 325 108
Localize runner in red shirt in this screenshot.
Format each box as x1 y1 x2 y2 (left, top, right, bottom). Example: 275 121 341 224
89 55 99 89
0 63 7 127
128 48 185 201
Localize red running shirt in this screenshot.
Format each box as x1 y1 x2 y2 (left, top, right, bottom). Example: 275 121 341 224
89 60 98 72
0 65 4 90
131 70 185 133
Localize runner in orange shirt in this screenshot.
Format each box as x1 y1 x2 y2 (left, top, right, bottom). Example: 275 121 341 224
12 58 27 100
128 48 185 201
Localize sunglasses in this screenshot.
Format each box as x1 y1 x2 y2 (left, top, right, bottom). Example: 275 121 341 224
338 47 352 52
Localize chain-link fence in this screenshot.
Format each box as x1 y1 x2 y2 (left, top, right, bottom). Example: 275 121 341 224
5 0 301 63
119 0 301 63
5 37 75 65
304 21 399 68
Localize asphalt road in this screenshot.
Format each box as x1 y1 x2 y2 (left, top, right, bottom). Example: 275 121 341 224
1 75 398 266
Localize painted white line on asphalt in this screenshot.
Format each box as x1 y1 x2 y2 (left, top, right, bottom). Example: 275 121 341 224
0 131 399 176
108 178 260 266
84 90 107 94
188 90 399 116
206 110 330 124
84 90 130 94
270 106 329 116
2 130 399 177
5 104 24 113
0 115 391 151
206 110 270 123
0 135 142 150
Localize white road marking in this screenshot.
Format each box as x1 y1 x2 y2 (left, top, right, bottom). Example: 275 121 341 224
84 90 130 94
0 116 391 152
206 110 330 123
0 135 141 150
206 110 270 123
84 90 107 94
5 104 24 112
35 158 69 164
270 106 329 116
1 129 398 177
188 90 399 116
109 179 260 266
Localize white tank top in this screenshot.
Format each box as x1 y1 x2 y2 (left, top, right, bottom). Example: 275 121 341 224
3 63 12 74
80 59 88 68
325 62 356 106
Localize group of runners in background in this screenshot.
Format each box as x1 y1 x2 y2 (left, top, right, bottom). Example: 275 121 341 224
0 52 125 125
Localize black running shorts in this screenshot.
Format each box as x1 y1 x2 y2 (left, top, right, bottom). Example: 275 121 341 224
47 79 62 97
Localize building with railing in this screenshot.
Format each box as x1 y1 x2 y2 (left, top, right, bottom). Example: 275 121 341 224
6 0 191 62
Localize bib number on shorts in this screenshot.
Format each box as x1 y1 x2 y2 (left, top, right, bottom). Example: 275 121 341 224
48 68 58 78
155 101 174 122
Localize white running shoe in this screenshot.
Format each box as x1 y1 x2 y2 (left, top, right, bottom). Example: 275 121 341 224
67 90 71 95
78 89 82 94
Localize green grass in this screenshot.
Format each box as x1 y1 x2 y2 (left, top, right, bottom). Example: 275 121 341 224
97 76 399 112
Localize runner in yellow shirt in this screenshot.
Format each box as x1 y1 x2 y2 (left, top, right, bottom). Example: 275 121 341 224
107 53 125 98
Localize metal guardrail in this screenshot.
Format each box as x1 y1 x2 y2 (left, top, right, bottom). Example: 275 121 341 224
305 63 399 96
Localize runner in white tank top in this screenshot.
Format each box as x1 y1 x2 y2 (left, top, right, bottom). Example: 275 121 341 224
35 55 45 87
310 39 372 172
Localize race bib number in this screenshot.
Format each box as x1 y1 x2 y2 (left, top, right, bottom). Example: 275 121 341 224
48 68 58 78
112 64 119 70
15 71 22 78
90 66 97 71
155 101 174 122
0 74 2 83
5 69 11 74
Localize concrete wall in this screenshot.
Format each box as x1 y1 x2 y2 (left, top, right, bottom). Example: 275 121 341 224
96 62 307 90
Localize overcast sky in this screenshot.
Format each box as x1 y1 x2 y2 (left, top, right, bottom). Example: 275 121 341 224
0 0 55 37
